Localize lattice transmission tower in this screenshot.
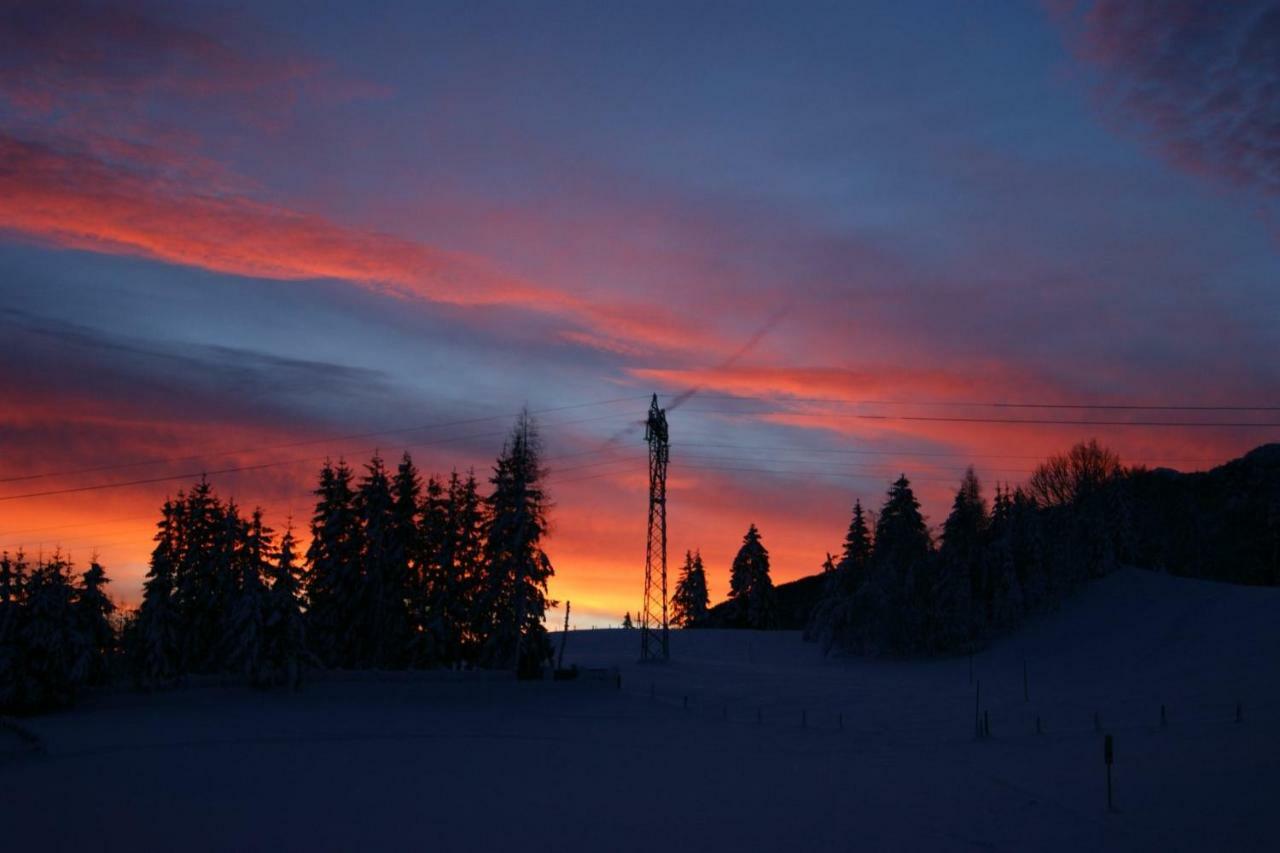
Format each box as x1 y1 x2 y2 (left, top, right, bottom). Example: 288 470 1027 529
640 393 670 662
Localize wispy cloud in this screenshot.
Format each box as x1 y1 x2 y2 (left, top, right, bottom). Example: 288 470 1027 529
1054 1 1280 198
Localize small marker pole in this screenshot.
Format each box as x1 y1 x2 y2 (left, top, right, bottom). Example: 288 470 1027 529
1104 734 1115 812
975 680 982 739
1161 704 1167 728
683 695 688 710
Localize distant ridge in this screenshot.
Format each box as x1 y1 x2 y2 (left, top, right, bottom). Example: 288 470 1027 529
1126 442 1280 585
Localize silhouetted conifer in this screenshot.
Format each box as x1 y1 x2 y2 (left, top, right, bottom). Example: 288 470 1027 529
390 453 425 663
451 470 487 664
863 475 933 654
0 551 28 709
136 502 181 687
479 411 555 673
227 509 272 684
16 553 86 711
306 459 361 668
671 549 710 627
75 557 115 685
728 524 777 629
358 455 408 668
264 522 309 688
809 500 874 651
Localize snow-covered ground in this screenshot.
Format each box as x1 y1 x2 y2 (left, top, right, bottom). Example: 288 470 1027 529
3 569 1278 851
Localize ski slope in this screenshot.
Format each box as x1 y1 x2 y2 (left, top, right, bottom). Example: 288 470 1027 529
3 569 1278 851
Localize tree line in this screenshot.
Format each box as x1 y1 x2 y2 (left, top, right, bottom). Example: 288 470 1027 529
806 439 1135 655
648 437 1277 647
674 439 1141 652
0 412 555 714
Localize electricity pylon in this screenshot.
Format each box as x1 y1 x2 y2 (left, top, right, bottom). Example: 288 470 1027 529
640 394 670 662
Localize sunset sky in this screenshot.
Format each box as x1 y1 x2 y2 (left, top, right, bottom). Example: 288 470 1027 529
1 0 1277 627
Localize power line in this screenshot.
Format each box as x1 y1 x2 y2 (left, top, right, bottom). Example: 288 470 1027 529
689 393 1280 412
678 407 1280 428
674 461 999 485
0 443 642 545
675 441 1225 468
673 451 1034 478
0 395 648 485
0 410 636 504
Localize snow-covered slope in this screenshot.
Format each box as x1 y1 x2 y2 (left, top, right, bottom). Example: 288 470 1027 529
3 569 1277 852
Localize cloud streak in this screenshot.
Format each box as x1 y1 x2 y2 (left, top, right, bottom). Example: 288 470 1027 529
1056 1 1280 197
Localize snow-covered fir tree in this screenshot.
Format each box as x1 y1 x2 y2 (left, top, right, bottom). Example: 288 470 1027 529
420 469 485 667
390 453 426 664
865 476 933 654
227 508 272 684
16 552 87 711
0 551 29 710
417 473 450 665
728 524 777 629
264 522 309 688
172 479 231 673
932 469 987 650
671 549 710 627
135 500 181 687
808 499 874 651
479 412 555 674
75 556 116 685
451 471 487 665
357 455 408 668
306 459 362 668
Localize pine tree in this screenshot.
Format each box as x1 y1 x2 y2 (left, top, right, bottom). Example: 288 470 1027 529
839 500 873 574
728 524 777 629
75 557 116 685
391 453 425 664
306 459 362 668
173 478 229 673
135 501 181 687
809 500 874 651
479 412 555 674
451 470 486 666
671 549 710 627
0 551 28 710
419 469 483 668
17 552 87 711
936 469 986 649
358 454 408 668
227 508 272 684
867 475 933 654
264 522 309 688
417 474 450 666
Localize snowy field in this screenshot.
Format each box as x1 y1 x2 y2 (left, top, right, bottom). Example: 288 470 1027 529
3 568 1279 852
